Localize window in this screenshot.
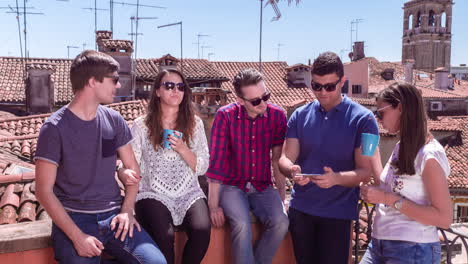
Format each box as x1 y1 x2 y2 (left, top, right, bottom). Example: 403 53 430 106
342 80 349 94
408 14 413 29
352 84 362 94
457 205 468 222
429 10 436 27
416 11 421 28
441 12 447 28
142 84 152 92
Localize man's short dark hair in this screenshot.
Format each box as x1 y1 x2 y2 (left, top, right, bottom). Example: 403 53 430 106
232 68 264 98
70 50 119 93
311 51 344 78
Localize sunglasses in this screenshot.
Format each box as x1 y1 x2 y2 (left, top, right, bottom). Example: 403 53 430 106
243 92 271 106
162 81 186 92
104 75 120 85
373 105 393 120
311 78 341 92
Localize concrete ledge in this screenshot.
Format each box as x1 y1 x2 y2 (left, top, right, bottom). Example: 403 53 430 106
0 220 52 254
0 221 295 264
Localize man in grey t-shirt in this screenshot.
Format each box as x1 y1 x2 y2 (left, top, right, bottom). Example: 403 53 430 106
34 50 166 264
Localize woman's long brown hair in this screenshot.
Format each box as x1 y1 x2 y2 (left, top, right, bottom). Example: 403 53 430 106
376 83 428 175
145 69 195 150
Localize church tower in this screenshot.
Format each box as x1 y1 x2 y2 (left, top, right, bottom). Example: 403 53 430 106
402 0 453 72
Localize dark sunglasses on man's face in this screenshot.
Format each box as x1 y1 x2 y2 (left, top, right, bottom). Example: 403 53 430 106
162 81 186 92
104 75 120 85
243 92 271 106
311 78 341 92
373 105 392 120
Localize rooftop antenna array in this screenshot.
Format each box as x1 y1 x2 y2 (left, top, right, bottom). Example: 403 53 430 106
276 43 284 61
201 45 212 60
194 33 210 59
110 0 165 33
350 18 364 52
110 1 165 60
2 1 44 59
208 52 215 61
82 1 109 50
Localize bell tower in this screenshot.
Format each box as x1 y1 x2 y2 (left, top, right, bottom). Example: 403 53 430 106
402 0 453 72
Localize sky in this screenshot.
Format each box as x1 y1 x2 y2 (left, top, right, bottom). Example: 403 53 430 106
0 0 467 66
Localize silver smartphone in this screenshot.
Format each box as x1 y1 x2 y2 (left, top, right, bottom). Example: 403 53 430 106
295 173 321 177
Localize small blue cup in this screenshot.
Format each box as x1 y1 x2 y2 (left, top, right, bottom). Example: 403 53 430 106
361 133 379 156
163 129 183 149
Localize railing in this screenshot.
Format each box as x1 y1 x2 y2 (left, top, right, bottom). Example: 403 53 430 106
352 201 468 264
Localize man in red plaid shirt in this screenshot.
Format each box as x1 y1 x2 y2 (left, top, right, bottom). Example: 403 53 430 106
206 68 289 264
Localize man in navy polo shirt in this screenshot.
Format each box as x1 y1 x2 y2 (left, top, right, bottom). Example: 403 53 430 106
279 51 379 264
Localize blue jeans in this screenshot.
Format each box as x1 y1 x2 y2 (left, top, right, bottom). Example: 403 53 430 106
360 238 441 264
220 185 289 264
51 209 167 264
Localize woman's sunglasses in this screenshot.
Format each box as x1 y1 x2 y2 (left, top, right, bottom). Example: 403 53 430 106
373 105 393 120
162 81 186 92
311 78 341 92
243 93 271 106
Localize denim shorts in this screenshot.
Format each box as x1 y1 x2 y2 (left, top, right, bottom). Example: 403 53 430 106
359 238 441 264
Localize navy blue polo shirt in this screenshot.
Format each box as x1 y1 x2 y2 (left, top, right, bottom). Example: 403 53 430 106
287 95 378 220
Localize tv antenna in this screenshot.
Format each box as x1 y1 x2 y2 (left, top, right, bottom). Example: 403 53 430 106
193 33 210 59
208 52 215 61
201 45 212 59
3 1 44 59
350 18 363 51
110 1 165 33
82 1 109 49
67 45 80 58
131 15 158 60
276 43 284 60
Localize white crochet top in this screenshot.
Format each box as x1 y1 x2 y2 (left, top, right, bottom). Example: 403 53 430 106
132 115 209 225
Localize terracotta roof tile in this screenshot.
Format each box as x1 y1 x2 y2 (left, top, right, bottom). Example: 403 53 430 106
443 117 468 189
212 61 315 110
0 57 73 104
0 56 228 106
100 39 134 52
135 58 228 81
361 57 468 99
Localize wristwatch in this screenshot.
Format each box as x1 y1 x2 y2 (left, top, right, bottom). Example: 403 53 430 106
393 198 404 211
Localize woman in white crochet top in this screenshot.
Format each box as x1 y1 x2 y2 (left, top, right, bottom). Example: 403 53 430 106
121 69 210 264
360 83 452 263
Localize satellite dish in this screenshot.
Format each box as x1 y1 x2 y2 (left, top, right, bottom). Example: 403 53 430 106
348 52 354 61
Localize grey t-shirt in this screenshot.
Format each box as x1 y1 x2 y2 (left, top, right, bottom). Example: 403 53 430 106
34 105 132 213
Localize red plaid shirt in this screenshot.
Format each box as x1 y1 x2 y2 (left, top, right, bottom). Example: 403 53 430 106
206 102 287 192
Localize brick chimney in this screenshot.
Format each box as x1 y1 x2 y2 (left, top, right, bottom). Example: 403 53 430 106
95 31 134 102
352 42 365 61
404 59 415 84
25 62 56 113
286 64 312 88
435 67 449 90
157 54 179 72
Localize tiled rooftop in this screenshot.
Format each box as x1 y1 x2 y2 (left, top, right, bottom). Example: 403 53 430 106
100 39 134 52
443 116 468 189
0 57 73 105
0 56 229 106
212 61 315 109
362 57 468 99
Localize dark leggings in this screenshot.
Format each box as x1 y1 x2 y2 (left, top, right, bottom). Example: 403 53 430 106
135 198 211 264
